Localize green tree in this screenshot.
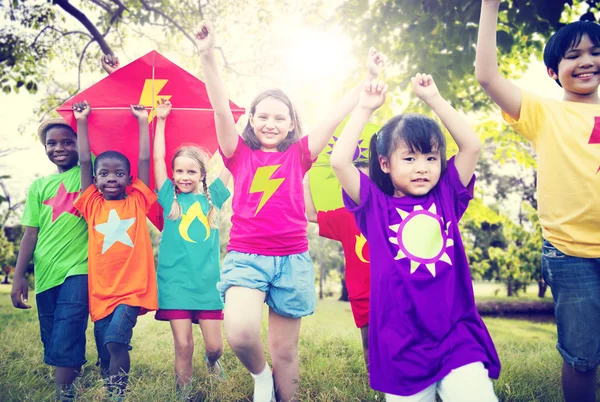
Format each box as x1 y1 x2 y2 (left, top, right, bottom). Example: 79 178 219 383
1 0 319 102
335 0 597 112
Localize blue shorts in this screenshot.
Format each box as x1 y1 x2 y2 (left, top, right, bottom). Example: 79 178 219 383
217 251 316 319
542 240 600 372
94 304 141 362
36 274 88 367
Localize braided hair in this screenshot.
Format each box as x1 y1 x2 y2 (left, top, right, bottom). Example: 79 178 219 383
166 146 217 228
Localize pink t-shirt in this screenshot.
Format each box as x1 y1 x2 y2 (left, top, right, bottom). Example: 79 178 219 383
220 135 313 256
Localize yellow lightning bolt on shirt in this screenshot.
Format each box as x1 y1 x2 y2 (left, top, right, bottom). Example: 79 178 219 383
139 79 172 123
178 202 210 243
250 165 285 216
354 233 369 263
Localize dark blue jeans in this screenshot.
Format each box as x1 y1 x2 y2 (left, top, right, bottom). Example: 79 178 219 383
94 304 140 363
36 274 88 367
542 240 600 372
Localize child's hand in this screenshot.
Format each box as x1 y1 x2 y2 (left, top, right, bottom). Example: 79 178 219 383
358 79 388 111
72 101 91 121
366 47 386 79
482 0 501 4
130 104 149 121
156 98 172 120
101 54 120 74
411 73 441 103
195 21 216 52
10 276 31 309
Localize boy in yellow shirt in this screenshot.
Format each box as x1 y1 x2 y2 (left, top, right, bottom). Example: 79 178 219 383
476 2 600 401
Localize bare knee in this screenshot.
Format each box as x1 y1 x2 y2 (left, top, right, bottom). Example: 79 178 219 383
270 341 298 366
226 325 260 352
174 337 194 360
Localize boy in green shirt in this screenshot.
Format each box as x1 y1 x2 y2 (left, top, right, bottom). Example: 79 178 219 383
11 118 89 402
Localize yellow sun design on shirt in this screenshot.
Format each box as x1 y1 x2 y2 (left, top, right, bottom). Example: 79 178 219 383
388 204 453 277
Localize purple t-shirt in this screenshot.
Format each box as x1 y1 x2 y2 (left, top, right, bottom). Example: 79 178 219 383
220 135 313 256
343 157 500 396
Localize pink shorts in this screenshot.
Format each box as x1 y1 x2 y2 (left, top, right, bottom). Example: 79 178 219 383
155 309 224 323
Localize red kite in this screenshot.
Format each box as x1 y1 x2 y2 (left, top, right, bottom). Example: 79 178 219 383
57 50 245 230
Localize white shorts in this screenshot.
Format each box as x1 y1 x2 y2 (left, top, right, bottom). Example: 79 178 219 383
385 362 498 402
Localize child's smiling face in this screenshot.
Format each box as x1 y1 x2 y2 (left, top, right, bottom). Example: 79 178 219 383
549 34 600 100
380 142 442 198
94 158 132 200
250 97 295 152
45 127 79 172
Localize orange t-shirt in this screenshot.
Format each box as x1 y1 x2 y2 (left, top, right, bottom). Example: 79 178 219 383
75 179 158 322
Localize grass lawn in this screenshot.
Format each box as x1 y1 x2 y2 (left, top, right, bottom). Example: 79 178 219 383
0 283 590 401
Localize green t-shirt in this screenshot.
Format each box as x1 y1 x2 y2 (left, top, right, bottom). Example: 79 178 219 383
157 179 230 310
21 166 88 293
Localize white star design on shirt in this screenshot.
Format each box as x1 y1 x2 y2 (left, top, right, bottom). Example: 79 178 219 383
94 209 136 254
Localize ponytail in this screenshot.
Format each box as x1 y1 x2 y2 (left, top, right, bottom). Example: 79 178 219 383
202 176 218 229
369 133 395 196
167 183 183 220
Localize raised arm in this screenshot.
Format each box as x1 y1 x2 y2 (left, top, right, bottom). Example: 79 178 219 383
475 0 522 119
412 74 480 186
331 79 387 205
303 174 318 223
131 104 150 186
308 47 385 160
196 22 239 158
73 101 93 190
153 99 171 190
218 167 232 187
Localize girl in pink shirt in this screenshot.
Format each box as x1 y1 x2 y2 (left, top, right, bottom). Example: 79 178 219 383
196 21 384 401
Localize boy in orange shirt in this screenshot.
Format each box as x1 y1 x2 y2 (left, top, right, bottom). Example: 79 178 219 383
73 100 158 400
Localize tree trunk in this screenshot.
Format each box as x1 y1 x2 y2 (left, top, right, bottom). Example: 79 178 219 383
319 265 324 300
339 278 349 302
2 273 9 284
538 276 548 298
507 275 514 297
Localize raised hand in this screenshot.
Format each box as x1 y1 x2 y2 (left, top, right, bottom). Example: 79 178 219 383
101 54 120 74
156 98 172 120
411 73 441 103
367 47 386 79
358 79 388 112
72 101 91 121
130 104 149 121
195 21 216 52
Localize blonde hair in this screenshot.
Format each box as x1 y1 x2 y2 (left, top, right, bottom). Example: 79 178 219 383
167 146 218 228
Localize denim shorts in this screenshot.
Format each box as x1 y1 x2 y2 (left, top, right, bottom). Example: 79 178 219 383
94 304 141 362
36 274 89 367
217 251 316 319
542 240 600 372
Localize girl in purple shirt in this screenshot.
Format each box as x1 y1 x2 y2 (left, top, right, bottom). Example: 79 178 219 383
331 74 500 401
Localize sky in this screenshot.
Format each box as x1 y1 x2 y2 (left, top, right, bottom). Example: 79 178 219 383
1 8 564 220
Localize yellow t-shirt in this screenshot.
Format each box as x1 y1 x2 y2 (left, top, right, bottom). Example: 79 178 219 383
502 90 600 258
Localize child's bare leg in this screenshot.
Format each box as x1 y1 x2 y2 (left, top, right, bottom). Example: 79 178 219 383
106 342 130 396
562 363 597 402
267 309 301 402
198 319 223 366
170 319 194 386
224 287 267 373
55 366 81 400
360 324 369 371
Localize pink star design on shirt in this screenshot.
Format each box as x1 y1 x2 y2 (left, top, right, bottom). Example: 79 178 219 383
589 116 600 174
42 182 81 222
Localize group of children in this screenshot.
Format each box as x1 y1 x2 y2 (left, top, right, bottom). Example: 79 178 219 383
9 1 600 401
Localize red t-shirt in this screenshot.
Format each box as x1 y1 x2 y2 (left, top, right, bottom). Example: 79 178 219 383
317 208 370 302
